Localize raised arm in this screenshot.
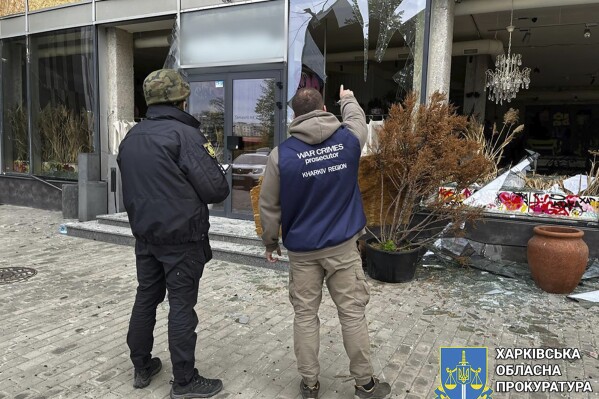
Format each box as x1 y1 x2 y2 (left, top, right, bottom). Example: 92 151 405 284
339 85 367 149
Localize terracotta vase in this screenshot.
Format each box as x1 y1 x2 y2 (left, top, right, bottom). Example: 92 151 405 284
527 225 589 294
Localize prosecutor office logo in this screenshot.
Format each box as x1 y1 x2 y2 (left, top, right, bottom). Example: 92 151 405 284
203 142 216 158
435 347 493 399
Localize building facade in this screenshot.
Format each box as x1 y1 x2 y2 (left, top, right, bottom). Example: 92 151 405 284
1 0 597 219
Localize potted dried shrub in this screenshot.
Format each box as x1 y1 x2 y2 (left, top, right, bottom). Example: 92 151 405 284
363 92 493 283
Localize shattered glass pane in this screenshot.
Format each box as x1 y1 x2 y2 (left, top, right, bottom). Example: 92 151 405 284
398 17 417 59
303 32 326 82
371 0 403 63
393 0 427 23
287 0 337 100
164 17 180 71
350 0 369 82
332 0 355 28
393 59 414 95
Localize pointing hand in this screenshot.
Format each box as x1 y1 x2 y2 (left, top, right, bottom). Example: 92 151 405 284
339 85 354 99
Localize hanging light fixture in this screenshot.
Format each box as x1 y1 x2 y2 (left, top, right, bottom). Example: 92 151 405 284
485 1 531 105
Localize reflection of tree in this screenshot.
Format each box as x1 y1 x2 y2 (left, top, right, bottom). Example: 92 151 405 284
195 97 225 161
254 80 275 150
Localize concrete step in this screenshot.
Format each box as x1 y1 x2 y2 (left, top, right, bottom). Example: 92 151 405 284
96 213 265 247
65 218 288 270
96 213 130 228
66 220 135 246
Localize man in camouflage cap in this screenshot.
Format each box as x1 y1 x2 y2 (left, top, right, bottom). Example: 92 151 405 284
118 69 230 399
143 69 191 106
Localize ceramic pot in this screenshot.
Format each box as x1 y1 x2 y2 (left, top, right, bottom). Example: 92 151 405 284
364 239 421 283
527 225 589 294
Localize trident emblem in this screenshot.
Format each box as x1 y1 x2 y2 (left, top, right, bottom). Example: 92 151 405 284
444 350 483 399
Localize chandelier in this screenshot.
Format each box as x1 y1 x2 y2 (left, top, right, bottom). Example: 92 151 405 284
485 4 531 105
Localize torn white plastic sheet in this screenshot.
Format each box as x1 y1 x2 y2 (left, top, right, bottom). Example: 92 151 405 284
563 174 594 195
568 290 599 303
362 120 383 156
109 120 136 155
464 152 539 207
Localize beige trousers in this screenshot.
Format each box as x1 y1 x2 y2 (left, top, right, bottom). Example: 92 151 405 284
288 244 374 386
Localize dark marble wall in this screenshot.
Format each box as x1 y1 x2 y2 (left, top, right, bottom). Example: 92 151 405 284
466 215 599 260
0 176 67 211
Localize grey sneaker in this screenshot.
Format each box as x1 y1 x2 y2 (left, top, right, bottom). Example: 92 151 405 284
133 357 162 388
300 380 320 399
170 369 223 398
354 377 391 399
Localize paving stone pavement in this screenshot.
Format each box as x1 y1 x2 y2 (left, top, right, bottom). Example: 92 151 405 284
1 204 598 399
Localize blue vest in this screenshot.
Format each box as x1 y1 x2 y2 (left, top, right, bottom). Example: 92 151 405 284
279 126 366 252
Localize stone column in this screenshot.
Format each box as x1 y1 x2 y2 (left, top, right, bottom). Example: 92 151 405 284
425 0 454 100
98 27 133 214
102 27 134 160
463 55 489 122
412 12 425 100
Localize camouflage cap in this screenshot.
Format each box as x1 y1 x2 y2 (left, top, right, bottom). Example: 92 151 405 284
143 69 191 106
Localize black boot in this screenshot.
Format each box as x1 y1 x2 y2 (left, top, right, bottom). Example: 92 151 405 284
170 369 223 399
133 357 162 388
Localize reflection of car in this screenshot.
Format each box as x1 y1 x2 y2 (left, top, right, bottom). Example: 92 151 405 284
232 153 268 190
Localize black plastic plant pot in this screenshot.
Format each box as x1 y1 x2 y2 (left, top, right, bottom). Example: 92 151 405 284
364 239 421 283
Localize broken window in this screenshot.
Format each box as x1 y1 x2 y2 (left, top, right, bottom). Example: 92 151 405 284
287 0 427 120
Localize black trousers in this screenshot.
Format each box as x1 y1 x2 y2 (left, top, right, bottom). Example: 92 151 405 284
127 239 212 385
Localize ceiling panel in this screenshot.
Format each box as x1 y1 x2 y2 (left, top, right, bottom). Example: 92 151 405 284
454 3 599 89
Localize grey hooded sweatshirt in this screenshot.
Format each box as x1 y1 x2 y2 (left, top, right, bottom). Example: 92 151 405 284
259 94 368 261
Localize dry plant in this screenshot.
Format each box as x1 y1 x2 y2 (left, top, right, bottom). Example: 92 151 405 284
523 174 567 192
369 92 494 251
582 150 599 197
464 108 524 183
6 104 28 161
38 104 93 164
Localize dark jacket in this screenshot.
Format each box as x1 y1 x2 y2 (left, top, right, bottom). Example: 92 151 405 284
117 105 230 245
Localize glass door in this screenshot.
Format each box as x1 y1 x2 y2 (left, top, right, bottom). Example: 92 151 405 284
230 76 277 216
188 70 282 219
188 79 226 212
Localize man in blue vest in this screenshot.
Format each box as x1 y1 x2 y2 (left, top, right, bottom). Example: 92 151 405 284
259 86 391 399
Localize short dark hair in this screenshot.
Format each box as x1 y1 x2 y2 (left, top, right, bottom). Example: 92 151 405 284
292 88 324 117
